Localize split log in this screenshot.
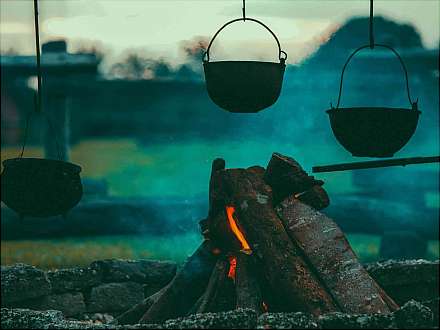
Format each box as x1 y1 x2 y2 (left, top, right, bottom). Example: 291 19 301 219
264 153 327 208
116 285 168 325
276 196 399 314
200 158 226 242
139 240 218 323
235 253 263 313
196 258 236 313
210 167 338 315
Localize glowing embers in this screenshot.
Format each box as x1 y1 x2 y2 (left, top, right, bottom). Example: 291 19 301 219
225 206 252 255
227 256 237 281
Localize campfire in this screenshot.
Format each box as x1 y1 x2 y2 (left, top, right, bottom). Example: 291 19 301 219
117 153 399 325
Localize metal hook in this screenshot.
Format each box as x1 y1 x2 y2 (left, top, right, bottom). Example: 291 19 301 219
242 0 246 21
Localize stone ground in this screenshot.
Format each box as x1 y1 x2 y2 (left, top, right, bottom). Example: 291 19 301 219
1 258 438 329
1 300 438 329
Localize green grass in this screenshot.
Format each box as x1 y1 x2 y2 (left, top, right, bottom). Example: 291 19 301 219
1 233 201 270
2 233 438 270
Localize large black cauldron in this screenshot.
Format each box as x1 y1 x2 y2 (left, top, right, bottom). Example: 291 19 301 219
203 18 287 113
327 44 420 157
1 158 83 218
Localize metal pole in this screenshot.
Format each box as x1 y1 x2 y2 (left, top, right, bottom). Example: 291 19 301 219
312 156 440 173
33 0 42 113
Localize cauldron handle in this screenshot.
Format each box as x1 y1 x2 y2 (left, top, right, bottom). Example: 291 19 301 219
203 17 287 63
334 44 418 110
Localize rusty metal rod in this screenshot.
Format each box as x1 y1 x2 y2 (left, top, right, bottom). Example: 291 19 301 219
312 156 440 173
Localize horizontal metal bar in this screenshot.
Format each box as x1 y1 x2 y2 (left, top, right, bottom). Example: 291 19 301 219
312 156 440 173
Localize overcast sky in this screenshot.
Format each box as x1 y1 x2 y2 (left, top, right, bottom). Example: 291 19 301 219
1 0 438 64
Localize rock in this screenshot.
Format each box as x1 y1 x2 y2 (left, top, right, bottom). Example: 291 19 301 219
422 298 439 324
365 259 439 304
90 259 176 286
87 282 144 313
1 308 64 329
318 312 395 329
22 293 87 317
1 264 51 306
162 309 258 329
393 300 434 329
47 267 102 293
82 313 115 324
257 312 318 329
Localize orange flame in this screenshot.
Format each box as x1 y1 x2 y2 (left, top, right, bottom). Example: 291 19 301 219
225 206 252 254
228 256 237 280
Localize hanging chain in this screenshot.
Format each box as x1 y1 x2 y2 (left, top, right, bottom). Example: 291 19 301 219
242 0 246 21
369 0 374 48
19 0 63 160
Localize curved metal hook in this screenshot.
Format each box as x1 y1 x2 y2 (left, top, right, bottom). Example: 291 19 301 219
202 17 287 62
335 44 416 110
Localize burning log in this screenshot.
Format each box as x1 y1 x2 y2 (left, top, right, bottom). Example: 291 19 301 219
139 240 217 323
116 284 168 325
124 153 402 324
264 153 327 208
234 253 263 313
210 167 338 315
195 258 236 313
276 196 399 314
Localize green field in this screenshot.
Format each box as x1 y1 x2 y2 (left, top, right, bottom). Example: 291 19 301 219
2 234 438 270
2 139 438 270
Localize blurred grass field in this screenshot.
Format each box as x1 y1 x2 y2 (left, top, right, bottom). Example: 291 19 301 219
1 139 438 270
2 234 439 270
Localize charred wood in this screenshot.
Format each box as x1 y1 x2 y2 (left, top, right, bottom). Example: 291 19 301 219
264 153 326 208
116 284 168 325
196 258 236 313
210 167 338 315
235 253 263 313
139 240 217 323
209 158 226 218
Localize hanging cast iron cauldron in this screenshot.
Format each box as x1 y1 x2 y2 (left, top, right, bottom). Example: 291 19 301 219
1 157 83 218
203 18 287 113
327 44 420 158
0 0 83 218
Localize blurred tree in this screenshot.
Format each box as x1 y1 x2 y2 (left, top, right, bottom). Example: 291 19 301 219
110 53 152 80
304 16 424 67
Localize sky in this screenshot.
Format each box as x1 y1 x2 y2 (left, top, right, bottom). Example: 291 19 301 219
1 0 439 65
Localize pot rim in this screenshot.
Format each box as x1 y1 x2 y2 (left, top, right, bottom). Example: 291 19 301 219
203 60 285 66
326 107 421 115
2 157 82 173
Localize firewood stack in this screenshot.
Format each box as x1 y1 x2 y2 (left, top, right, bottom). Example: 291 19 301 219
117 153 399 325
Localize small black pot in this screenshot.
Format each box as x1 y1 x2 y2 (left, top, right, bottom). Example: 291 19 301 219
1 158 83 217
327 107 420 157
203 60 285 113
203 17 287 113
